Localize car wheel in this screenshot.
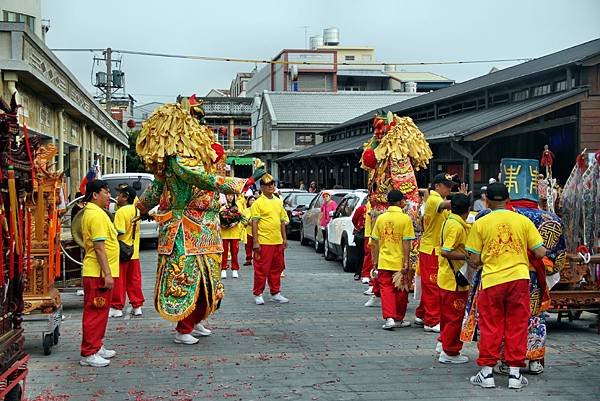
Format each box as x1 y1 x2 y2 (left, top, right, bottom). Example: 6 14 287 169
314 228 323 253
300 224 309 246
341 239 353 272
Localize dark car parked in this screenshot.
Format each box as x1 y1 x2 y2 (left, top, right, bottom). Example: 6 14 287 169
283 192 317 238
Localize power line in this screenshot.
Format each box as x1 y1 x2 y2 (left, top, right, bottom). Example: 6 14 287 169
50 48 534 66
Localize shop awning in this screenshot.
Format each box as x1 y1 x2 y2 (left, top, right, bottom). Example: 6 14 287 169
226 156 255 165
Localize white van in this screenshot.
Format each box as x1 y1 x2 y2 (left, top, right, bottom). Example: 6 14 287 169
101 173 159 244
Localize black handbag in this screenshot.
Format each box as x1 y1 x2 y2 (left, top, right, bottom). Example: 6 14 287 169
118 209 138 262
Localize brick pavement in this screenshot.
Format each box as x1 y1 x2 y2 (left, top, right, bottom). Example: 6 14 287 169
25 241 600 401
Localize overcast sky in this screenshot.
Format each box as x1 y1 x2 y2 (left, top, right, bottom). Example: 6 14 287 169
42 0 600 106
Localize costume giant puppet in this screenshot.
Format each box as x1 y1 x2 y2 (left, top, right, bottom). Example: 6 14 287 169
360 112 432 289
136 99 264 342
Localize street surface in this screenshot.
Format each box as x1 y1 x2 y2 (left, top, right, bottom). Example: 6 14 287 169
25 241 600 401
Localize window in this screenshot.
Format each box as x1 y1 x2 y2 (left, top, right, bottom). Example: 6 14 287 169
555 80 567 91
334 199 348 218
532 84 551 97
513 89 529 102
345 55 355 61
295 132 315 145
3 11 35 31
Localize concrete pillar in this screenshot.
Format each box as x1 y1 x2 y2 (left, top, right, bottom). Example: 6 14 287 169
103 137 108 175
58 110 65 172
82 124 88 173
228 118 235 151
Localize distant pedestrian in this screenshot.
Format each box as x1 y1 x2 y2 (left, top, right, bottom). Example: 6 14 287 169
437 193 471 364
473 186 487 212
110 186 145 318
251 176 290 305
220 194 243 279
243 196 256 266
308 181 317 193
465 183 546 389
370 190 415 330
79 180 119 367
320 192 337 261
298 179 306 191
351 200 367 281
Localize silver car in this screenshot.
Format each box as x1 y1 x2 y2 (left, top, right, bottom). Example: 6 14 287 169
299 189 351 252
102 173 159 245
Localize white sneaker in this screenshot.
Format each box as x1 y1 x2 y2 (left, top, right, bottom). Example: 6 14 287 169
424 323 440 333
109 308 123 318
414 316 424 326
97 345 116 359
221 270 227 279
361 277 370 284
254 295 265 305
76 289 85 296
271 293 289 303
191 323 212 337
528 360 544 375
435 341 443 354
174 333 199 345
438 351 469 364
364 295 379 307
80 353 110 367
395 320 411 328
508 373 528 389
132 307 143 316
363 286 373 295
470 370 495 388
382 318 396 330
232 270 239 278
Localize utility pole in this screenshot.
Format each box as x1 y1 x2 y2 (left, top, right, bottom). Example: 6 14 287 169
105 47 112 113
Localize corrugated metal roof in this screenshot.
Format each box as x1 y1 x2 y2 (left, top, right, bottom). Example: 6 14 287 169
336 70 388 77
265 91 419 125
323 38 600 134
385 71 453 82
277 89 585 162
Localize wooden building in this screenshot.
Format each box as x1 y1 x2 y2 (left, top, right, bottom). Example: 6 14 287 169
278 38 600 190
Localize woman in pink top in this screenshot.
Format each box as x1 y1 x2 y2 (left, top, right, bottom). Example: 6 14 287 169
320 192 338 260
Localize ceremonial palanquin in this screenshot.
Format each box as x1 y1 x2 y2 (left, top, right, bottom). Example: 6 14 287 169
360 112 432 289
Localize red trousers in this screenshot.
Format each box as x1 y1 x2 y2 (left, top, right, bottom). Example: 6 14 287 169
81 277 112 357
440 289 469 356
176 292 208 334
362 240 373 278
378 270 408 320
477 279 530 367
415 251 441 326
221 239 240 270
111 259 145 310
253 244 284 296
245 235 253 263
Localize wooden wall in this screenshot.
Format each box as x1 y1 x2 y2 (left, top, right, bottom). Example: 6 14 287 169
580 95 600 152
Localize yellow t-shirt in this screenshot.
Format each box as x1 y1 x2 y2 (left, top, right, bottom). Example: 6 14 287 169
465 209 543 289
243 207 253 237
419 190 449 255
251 195 289 245
114 204 141 260
438 214 470 291
82 202 120 278
370 206 416 271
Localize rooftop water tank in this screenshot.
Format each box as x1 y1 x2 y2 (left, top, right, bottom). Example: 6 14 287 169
310 35 324 49
323 27 340 46
383 64 396 72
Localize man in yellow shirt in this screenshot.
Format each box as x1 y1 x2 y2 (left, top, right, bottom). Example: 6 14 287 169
466 183 546 390
371 190 415 330
80 180 120 367
110 186 145 318
437 193 471 364
416 173 457 333
251 176 289 305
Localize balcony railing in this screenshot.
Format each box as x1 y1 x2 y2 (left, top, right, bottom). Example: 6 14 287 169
202 101 252 116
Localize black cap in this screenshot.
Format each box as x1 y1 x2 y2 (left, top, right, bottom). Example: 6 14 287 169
486 182 509 201
84 179 109 201
118 186 137 203
450 193 470 215
387 190 405 204
432 172 455 187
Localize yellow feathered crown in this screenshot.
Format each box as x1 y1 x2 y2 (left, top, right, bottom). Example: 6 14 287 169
136 103 221 174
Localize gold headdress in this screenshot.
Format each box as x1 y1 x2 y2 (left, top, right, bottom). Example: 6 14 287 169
136 103 221 174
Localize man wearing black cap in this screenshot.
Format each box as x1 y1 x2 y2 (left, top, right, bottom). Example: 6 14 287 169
416 173 467 333
465 182 547 389
110 186 145 319
79 180 120 367
370 190 415 330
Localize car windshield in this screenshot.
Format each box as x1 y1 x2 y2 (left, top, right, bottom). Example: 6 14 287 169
291 194 315 207
102 176 153 197
331 193 347 205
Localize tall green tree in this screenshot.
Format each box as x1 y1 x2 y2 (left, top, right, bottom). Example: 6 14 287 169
126 129 146 172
